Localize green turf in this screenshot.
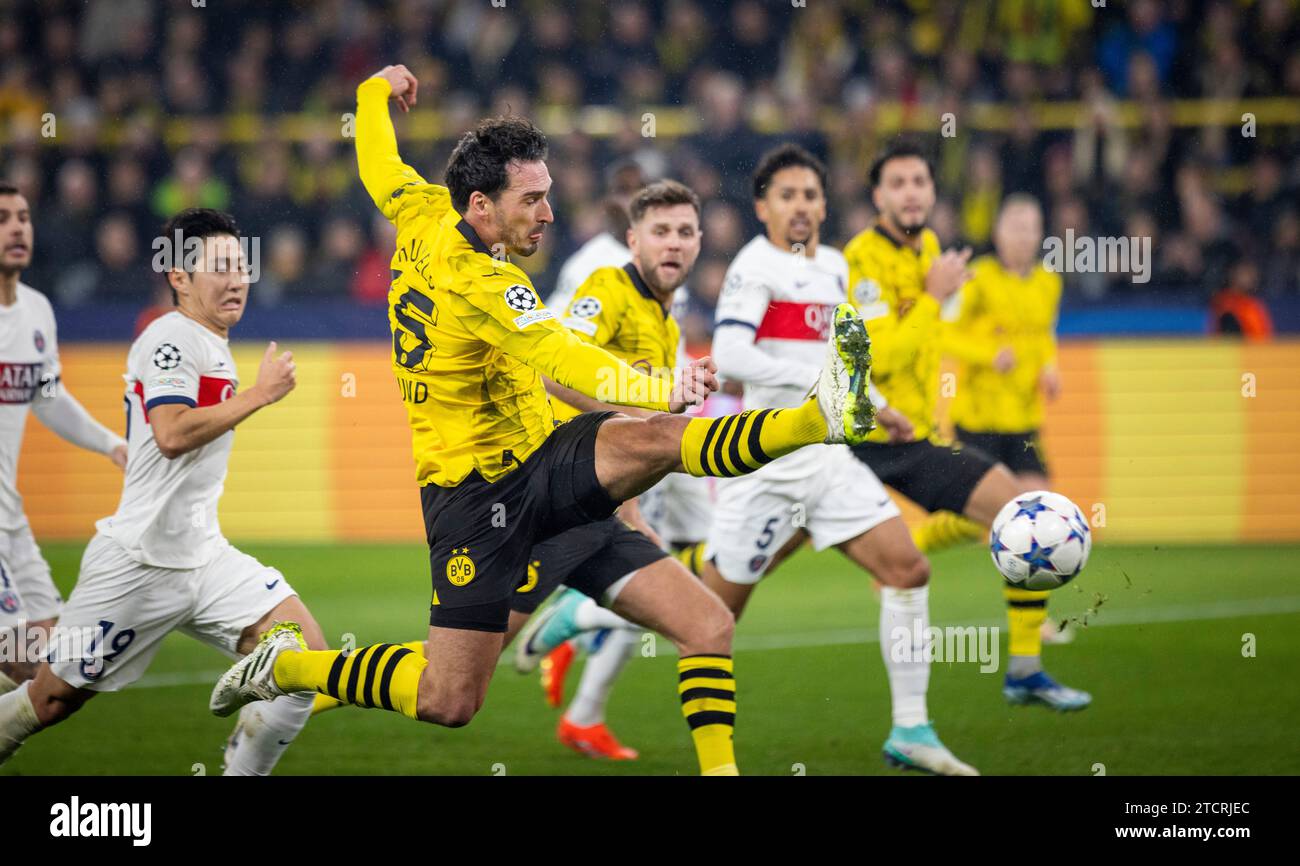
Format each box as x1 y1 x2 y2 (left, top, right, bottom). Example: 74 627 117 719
4 541 1298 776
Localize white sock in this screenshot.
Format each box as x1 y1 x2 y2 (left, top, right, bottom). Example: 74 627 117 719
565 628 638 726
573 598 634 632
0 671 17 696
0 681 41 764
879 585 931 728
222 691 314 776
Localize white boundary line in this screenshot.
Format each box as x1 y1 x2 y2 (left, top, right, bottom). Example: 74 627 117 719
126 595 1300 690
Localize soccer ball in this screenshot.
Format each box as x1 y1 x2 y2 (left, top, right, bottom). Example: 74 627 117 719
989 491 1091 590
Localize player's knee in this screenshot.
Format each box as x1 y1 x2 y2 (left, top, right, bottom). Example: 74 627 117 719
640 414 687 471
882 553 930 589
418 694 482 728
688 599 735 653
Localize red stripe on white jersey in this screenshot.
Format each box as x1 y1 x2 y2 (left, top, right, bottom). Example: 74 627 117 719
197 376 236 407
755 301 835 342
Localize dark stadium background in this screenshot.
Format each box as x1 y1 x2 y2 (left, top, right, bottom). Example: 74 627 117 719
1 0 1296 343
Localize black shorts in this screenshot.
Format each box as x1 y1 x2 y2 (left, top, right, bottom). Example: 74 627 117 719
850 438 997 515
509 518 668 615
421 411 621 632
953 426 1048 477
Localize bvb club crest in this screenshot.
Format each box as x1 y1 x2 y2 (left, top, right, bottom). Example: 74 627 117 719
446 548 476 586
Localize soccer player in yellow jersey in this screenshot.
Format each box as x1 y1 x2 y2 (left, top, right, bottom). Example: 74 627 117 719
509 180 704 761
947 195 1060 492
844 142 1090 712
211 65 878 776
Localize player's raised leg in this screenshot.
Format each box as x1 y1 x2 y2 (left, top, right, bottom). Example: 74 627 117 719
594 301 876 505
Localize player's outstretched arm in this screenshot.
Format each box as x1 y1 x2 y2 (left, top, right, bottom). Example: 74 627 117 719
149 342 295 459
33 382 126 466
355 65 431 211
445 280 712 413
542 376 656 418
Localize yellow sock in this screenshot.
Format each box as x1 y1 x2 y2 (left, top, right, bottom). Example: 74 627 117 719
679 402 825 477
1004 586 1050 657
311 693 344 715
911 511 985 553
309 641 425 716
672 541 706 577
678 654 738 775
274 643 428 720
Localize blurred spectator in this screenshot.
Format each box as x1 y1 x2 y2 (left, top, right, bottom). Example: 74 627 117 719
1210 258 1274 340
312 216 365 298
90 213 156 302
151 148 230 221
255 225 312 306
0 0 1291 327
351 213 397 306
682 72 767 205
1260 210 1300 298
1097 0 1177 95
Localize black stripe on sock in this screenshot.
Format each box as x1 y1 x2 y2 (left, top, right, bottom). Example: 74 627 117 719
680 686 737 702
1007 599 1048 609
377 646 414 712
685 711 736 730
697 418 722 476
727 411 754 472
345 646 374 706
746 408 773 465
325 651 347 699
361 643 392 708
711 414 741 477
678 667 734 682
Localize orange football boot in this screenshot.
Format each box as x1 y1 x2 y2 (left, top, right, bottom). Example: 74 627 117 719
539 640 576 708
557 716 639 760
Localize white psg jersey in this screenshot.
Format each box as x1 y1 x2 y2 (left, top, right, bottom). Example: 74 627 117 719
97 312 238 568
0 284 60 530
716 235 849 407
713 236 852 480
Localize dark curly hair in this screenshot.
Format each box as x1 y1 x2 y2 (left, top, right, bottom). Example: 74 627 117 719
752 144 828 200
445 116 549 213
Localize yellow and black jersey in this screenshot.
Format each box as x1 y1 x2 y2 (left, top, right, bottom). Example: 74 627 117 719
551 263 682 422
946 255 1061 433
355 77 672 487
843 224 946 442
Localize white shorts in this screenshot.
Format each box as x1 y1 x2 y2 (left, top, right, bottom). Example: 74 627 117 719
705 446 901 585
0 522 61 628
48 532 297 692
639 473 713 546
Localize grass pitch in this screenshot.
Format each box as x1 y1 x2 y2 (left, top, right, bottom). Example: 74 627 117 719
5 541 1298 776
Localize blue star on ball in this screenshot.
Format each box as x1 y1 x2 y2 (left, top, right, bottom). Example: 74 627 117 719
1023 540 1056 575
1013 496 1049 521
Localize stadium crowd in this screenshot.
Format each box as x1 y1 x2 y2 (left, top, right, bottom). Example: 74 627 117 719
0 0 1296 336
